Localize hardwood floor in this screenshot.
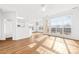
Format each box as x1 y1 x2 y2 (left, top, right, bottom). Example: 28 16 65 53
0 33 79 54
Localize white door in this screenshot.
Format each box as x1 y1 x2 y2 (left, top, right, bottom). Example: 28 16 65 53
4 19 13 38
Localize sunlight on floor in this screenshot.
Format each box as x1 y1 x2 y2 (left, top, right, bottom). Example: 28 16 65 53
27 43 37 48
36 46 54 54
32 33 79 54
42 37 54 48
53 42 68 54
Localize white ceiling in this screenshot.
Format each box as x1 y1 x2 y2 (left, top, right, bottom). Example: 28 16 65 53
0 4 79 23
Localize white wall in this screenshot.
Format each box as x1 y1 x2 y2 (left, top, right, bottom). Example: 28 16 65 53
71 8 79 40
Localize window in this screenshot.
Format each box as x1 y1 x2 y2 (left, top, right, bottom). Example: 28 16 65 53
48 15 72 35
